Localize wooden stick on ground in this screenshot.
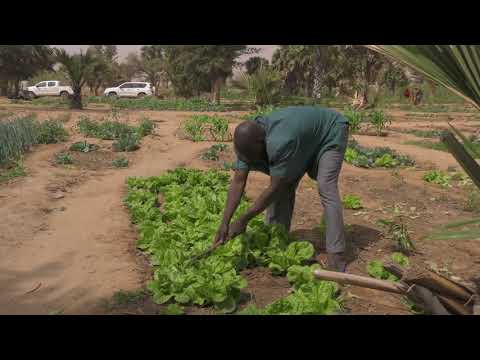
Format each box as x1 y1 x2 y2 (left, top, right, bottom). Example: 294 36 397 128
408 285 451 315
384 262 473 315
313 269 409 295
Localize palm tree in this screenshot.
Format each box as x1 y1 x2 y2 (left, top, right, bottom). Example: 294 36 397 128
239 64 282 106
54 48 95 109
366 45 480 240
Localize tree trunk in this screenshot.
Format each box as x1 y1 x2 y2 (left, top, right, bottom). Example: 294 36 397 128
211 78 222 105
0 79 8 97
312 47 323 99
70 88 83 110
390 80 396 97
13 79 20 98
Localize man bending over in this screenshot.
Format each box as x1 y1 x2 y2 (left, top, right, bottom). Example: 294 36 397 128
214 106 350 272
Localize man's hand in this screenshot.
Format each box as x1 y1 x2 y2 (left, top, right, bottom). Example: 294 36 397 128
228 217 248 240
213 223 229 246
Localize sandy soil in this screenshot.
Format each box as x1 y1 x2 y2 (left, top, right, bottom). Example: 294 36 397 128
1 104 479 315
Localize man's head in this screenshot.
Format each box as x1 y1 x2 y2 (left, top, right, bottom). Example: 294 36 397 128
234 121 267 164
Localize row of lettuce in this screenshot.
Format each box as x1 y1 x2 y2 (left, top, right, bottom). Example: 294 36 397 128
124 168 342 315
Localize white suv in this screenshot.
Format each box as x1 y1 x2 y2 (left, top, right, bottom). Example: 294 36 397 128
103 82 154 98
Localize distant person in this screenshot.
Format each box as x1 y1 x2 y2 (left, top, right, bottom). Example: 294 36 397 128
404 88 411 100
213 106 350 273
414 88 423 105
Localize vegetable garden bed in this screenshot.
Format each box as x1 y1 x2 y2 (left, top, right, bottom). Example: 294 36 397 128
124 168 342 315
345 140 415 169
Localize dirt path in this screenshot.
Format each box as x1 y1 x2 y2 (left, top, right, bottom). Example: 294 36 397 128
0 112 210 314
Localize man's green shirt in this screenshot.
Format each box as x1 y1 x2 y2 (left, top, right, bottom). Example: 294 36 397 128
234 106 349 182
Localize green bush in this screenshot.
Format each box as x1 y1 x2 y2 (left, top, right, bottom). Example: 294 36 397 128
136 117 155 137
112 133 140 152
240 65 282 106
55 152 73 165
112 157 129 168
201 144 229 161
343 108 364 134
36 120 69 144
181 115 230 142
77 116 133 140
69 141 98 153
368 110 391 134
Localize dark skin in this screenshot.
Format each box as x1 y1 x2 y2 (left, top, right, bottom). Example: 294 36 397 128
214 122 292 246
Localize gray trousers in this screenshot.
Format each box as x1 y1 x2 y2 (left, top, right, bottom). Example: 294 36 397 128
265 148 346 254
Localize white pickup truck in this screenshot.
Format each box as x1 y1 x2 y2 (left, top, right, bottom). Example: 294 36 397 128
26 81 74 99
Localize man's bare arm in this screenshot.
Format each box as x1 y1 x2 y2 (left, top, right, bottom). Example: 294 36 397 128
222 169 249 225
240 176 290 223
213 169 249 245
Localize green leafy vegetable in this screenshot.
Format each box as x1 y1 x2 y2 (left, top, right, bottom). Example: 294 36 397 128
342 194 363 209
162 304 185 315
391 252 410 267
124 168 340 315
367 260 398 281
423 170 451 188
345 140 414 169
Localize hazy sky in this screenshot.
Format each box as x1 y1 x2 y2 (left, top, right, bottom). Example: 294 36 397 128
54 45 278 61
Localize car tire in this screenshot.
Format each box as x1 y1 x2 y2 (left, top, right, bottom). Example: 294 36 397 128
27 91 36 100
137 93 146 99
60 91 70 100
108 92 118 99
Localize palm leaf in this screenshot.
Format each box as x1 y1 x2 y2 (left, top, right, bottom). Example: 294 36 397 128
448 122 480 159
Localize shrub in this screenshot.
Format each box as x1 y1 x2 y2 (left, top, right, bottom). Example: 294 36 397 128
239 65 282 106
69 141 98 153
181 115 230 142
201 144 229 161
55 152 73 165
112 133 140 152
343 108 364 134
136 117 155 137
368 110 391 134
36 120 69 144
112 157 129 168
77 116 133 140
